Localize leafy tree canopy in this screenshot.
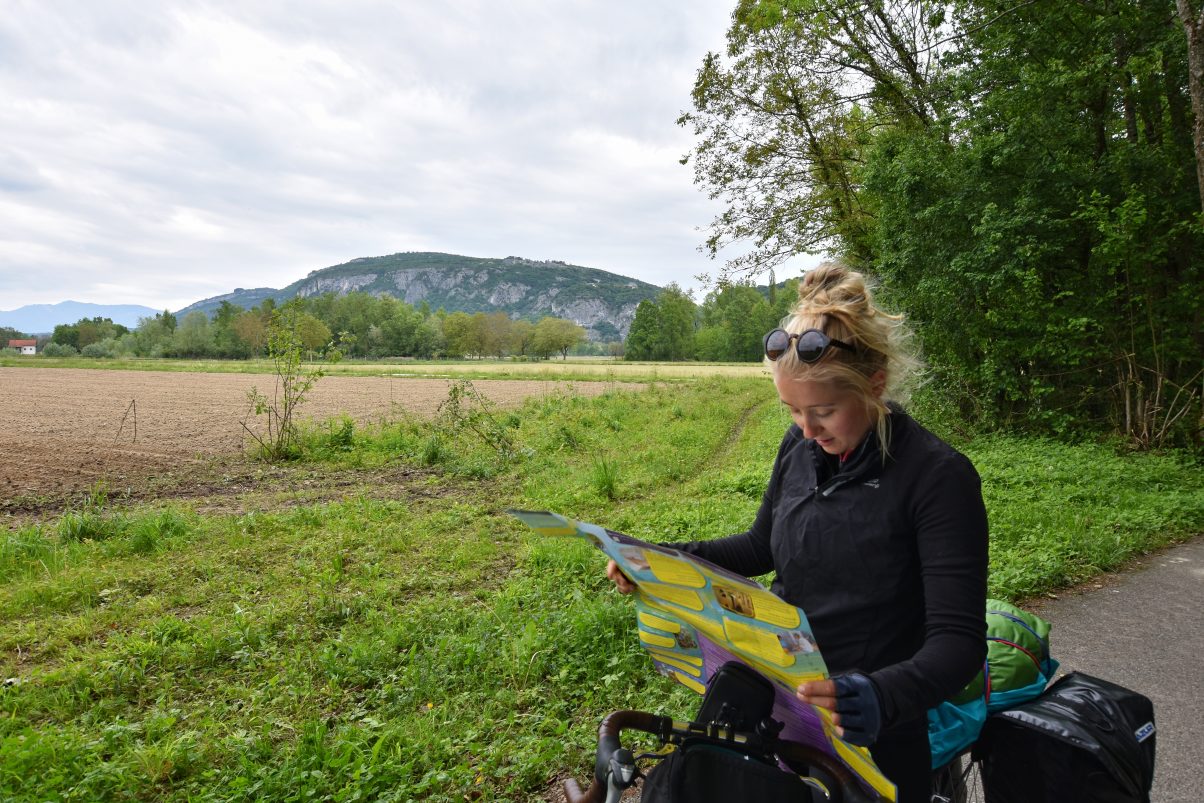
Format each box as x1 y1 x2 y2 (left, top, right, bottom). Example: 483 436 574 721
679 0 1202 444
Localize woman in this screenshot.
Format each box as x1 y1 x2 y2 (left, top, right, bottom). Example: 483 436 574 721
607 263 988 802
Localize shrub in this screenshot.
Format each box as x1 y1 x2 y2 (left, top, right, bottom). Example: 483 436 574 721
41 342 78 357
81 341 115 358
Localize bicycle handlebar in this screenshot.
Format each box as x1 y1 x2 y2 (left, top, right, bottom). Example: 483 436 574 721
562 709 886 803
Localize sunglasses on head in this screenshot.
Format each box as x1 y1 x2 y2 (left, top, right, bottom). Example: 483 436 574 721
763 328 857 363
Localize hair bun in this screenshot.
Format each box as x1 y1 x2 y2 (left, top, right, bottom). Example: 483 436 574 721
798 262 867 312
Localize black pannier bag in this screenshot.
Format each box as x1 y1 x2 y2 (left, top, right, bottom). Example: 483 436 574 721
977 671 1156 803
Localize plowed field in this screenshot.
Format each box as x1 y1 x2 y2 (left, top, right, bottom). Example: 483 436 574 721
0 367 610 499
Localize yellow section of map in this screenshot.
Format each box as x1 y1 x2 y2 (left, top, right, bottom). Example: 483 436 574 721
639 630 677 649
640 583 705 611
745 588 802 629
647 650 703 677
722 617 794 668
645 552 707 588
638 612 682 633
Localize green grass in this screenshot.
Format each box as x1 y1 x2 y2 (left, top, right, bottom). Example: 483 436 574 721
2 377 1201 801
1 355 766 382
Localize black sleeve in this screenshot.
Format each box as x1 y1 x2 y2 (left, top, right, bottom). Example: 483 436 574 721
666 430 796 578
868 452 989 726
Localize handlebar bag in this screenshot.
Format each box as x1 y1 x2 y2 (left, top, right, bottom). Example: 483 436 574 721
977 671 1156 803
641 742 817 803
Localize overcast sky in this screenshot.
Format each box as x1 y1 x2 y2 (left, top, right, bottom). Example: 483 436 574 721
0 0 822 312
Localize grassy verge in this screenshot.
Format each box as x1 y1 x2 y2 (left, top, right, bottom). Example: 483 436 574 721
0 355 766 382
2 377 1200 801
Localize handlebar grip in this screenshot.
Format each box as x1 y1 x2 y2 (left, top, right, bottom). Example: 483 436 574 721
563 710 670 803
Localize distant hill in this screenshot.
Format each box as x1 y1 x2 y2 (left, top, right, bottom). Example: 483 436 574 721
0 301 161 335
176 252 663 341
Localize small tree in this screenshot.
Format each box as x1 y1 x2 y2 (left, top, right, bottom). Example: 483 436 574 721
232 310 268 355
243 300 324 460
532 317 586 360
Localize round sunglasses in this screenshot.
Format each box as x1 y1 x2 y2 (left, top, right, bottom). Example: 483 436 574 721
763 328 857 363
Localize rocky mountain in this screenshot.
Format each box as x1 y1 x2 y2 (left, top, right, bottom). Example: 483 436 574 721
176 252 662 341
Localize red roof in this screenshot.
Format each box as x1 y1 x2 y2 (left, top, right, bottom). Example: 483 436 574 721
7 339 36 348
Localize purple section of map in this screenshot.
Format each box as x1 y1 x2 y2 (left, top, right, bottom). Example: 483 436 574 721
696 632 835 759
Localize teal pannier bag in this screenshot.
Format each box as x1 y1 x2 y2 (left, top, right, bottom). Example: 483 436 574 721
928 599 1058 768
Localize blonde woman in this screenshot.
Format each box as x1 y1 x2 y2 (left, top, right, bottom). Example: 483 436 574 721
608 263 988 802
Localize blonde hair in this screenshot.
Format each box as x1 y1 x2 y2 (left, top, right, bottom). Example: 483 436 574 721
768 261 919 452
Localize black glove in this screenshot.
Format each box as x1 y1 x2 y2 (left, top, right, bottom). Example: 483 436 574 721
833 672 884 747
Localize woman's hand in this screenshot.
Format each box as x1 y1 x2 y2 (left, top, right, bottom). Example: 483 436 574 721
606 559 636 594
797 673 883 747
797 678 841 728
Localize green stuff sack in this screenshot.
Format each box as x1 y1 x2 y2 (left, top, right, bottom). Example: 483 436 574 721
931 600 1058 767
950 598 1056 709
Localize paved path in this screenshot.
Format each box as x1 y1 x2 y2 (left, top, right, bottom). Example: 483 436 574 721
1028 537 1204 803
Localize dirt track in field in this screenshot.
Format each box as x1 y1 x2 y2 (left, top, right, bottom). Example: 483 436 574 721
0 367 614 503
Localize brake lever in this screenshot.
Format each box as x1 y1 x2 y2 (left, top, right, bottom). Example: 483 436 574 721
603 748 637 803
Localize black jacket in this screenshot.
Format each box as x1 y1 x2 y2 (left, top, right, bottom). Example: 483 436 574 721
673 408 988 731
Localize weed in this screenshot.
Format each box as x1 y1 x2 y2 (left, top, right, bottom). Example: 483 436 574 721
323 417 357 452
58 511 123 542
420 434 446 465
436 379 516 460
592 456 620 501
0 526 64 581
557 424 580 450
81 481 109 512
126 510 189 555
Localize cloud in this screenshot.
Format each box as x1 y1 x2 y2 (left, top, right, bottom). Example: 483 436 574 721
0 0 785 311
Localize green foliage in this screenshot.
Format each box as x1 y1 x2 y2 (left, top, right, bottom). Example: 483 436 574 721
696 282 784 361
432 379 519 467
678 0 938 271
51 317 129 351
624 285 698 361
39 342 78 357
685 0 1202 445
171 311 215 358
531 317 587 360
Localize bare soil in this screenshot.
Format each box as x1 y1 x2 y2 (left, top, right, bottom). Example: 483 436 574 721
0 367 612 512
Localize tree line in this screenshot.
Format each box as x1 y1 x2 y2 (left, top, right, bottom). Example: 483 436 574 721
625 280 799 362
676 0 1202 445
26 293 592 361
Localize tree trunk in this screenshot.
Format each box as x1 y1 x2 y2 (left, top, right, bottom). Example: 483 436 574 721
1178 0 1204 213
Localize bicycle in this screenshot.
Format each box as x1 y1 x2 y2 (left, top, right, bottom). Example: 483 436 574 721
561 660 892 803
562 709 892 803
562 660 989 803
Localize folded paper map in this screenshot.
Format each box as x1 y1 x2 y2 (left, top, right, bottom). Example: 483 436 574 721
509 509 896 802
